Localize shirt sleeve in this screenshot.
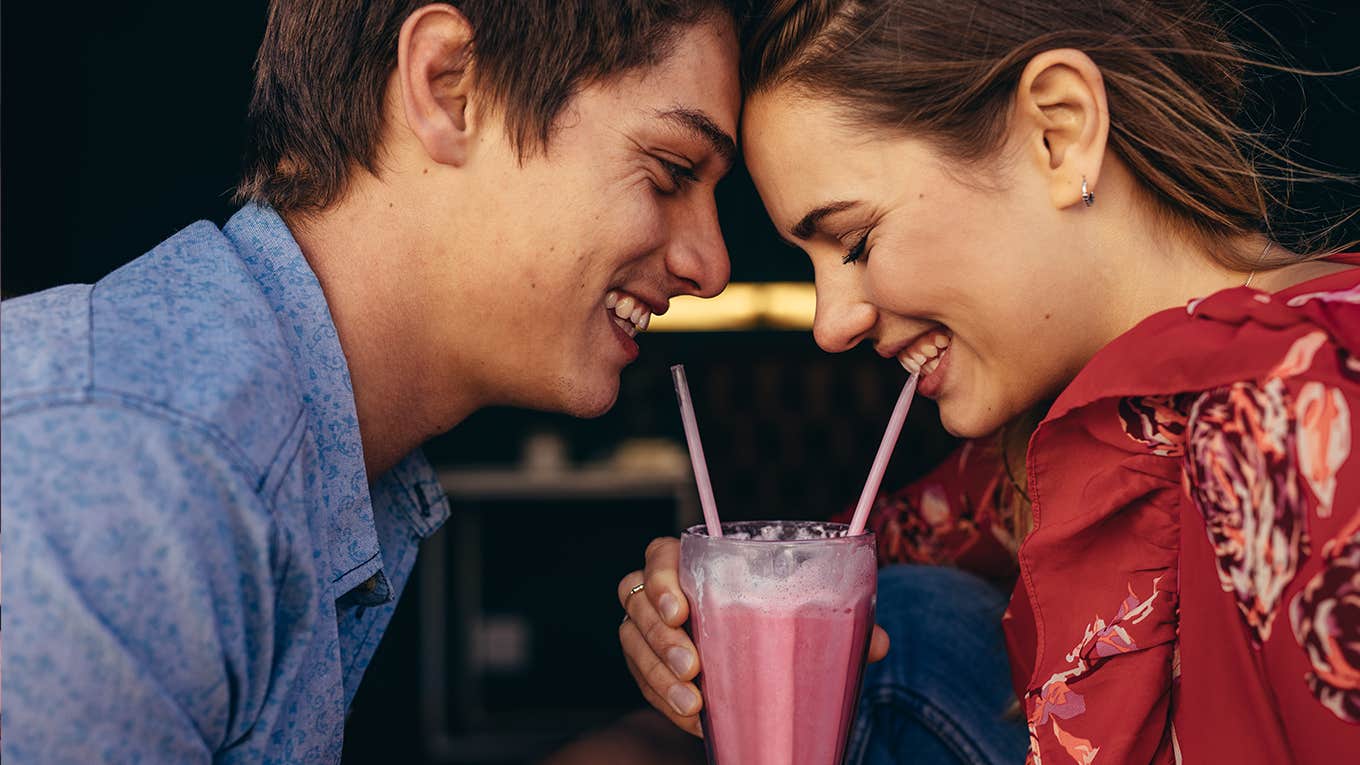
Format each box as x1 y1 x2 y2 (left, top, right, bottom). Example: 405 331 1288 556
831 440 1021 582
2 402 292 764
1178 348 1360 748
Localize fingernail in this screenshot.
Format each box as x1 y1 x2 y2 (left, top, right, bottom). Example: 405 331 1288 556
666 646 694 676
668 684 698 715
659 593 681 622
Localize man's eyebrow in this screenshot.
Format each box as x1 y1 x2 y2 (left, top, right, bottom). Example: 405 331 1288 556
792 201 859 240
656 108 737 170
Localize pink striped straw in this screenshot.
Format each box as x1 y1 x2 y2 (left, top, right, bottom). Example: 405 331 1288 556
670 365 723 537
848 373 920 536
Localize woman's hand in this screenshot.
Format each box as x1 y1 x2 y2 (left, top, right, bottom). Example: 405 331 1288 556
618 536 891 737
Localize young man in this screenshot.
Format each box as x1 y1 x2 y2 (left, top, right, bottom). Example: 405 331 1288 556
1 1 740 761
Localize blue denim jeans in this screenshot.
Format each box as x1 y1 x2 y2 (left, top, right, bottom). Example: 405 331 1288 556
846 565 1029 765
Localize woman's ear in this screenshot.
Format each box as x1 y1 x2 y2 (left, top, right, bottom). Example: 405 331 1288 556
396 4 478 166
1012 48 1111 210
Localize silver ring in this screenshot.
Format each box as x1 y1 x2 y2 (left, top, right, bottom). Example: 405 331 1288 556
624 581 646 608
621 581 646 624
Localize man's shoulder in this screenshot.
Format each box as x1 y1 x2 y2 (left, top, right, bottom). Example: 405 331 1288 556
2 220 307 482
2 282 96 400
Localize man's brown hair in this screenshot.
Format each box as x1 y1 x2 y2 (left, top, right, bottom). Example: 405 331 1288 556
236 0 739 216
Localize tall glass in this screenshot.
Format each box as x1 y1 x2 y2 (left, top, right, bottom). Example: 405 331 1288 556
679 521 877 765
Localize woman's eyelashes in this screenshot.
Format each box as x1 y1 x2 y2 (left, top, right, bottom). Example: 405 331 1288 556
842 230 871 265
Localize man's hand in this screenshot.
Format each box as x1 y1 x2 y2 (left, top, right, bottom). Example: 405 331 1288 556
618 537 890 737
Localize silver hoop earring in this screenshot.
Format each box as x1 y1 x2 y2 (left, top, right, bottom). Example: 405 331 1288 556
1081 176 1095 208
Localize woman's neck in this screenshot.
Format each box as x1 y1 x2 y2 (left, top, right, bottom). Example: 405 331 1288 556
1252 258 1356 294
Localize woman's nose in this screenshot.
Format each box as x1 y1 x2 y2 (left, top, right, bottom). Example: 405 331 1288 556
811 276 876 353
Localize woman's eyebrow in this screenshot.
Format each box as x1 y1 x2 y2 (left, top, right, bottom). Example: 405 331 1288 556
654 107 738 173
792 200 860 240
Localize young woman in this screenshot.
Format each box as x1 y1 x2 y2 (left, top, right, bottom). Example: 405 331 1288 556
609 0 1360 762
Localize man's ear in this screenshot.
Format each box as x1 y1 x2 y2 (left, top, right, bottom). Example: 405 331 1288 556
396 4 478 167
1012 49 1110 210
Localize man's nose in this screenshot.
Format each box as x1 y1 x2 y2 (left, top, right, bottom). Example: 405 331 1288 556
811 272 876 353
665 198 730 299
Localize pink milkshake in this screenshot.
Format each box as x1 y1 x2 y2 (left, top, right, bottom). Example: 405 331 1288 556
679 521 877 765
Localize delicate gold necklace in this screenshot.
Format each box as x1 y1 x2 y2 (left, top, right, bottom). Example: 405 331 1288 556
1244 241 1273 288
1000 425 1031 503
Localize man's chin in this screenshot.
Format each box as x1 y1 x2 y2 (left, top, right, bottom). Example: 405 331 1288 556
556 377 622 420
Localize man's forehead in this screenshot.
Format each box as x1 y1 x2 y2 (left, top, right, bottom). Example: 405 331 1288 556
619 18 740 131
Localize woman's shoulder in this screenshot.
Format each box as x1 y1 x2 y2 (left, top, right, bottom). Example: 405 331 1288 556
1049 259 1360 424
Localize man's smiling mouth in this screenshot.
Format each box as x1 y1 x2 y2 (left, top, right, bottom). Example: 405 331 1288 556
605 289 653 337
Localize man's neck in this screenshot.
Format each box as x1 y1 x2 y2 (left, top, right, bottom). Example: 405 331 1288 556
286 184 482 482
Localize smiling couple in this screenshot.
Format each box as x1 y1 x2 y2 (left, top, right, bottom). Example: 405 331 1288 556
5 1 1360 763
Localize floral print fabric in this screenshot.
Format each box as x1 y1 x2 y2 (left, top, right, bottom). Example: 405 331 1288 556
1120 326 1360 730
835 440 1021 584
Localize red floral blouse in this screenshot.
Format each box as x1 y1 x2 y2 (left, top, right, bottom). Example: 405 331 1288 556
850 259 1360 763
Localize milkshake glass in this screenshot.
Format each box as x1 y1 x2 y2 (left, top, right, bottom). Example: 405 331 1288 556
679 521 877 765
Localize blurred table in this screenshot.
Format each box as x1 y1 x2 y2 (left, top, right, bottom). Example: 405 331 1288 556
418 457 700 763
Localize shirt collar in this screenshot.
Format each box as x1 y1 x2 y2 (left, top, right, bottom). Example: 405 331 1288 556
1045 257 1360 426
222 203 384 597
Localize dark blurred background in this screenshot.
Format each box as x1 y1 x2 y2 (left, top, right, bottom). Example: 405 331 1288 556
3 2 1358 763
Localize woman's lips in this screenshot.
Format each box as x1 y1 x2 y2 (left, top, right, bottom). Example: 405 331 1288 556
916 343 951 398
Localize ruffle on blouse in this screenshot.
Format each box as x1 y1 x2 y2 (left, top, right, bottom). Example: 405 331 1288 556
1017 420 1184 764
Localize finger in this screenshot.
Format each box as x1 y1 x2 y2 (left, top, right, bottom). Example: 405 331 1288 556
624 652 704 738
643 537 688 627
617 570 647 609
620 568 699 682
620 615 703 717
622 620 707 724
867 624 891 663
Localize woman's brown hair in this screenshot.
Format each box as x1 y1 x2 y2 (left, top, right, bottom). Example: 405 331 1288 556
742 0 1356 273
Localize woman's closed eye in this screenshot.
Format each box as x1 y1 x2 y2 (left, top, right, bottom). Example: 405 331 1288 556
842 230 871 265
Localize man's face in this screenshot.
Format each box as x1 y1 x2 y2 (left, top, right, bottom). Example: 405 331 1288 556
424 17 740 418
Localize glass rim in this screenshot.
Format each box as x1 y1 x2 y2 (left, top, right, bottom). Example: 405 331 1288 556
680 520 874 546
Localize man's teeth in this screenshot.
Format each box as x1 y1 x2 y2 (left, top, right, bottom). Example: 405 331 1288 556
898 332 951 376
606 290 651 336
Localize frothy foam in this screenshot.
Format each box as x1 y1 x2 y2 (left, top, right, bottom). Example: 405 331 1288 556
691 544 875 613
719 522 847 541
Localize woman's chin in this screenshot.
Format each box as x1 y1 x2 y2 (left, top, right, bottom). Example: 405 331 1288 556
937 400 1008 440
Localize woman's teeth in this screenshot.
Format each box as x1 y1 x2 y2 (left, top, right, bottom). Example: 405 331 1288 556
898 332 951 375
606 290 651 337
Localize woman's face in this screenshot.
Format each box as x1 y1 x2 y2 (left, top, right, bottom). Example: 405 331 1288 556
743 88 1112 438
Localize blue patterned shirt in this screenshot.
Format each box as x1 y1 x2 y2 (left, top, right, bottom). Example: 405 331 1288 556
1 204 451 763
